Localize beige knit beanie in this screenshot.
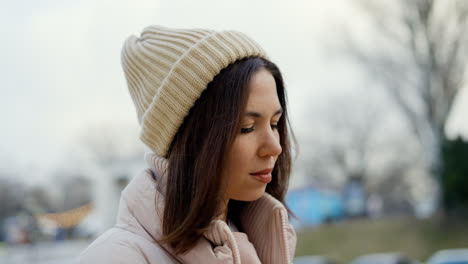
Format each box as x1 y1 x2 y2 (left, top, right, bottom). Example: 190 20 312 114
121 25 269 157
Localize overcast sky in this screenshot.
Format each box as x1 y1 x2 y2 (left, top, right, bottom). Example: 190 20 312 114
1 0 467 183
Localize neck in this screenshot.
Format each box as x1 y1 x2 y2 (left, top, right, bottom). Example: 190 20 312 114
216 198 229 222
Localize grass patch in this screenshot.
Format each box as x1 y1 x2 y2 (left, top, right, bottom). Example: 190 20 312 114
295 215 468 263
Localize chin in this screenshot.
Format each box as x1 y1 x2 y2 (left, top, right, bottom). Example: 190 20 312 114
232 188 266 202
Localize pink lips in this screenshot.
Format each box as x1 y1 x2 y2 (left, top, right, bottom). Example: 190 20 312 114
249 168 273 184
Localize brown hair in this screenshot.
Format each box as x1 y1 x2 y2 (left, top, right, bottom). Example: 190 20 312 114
159 57 294 254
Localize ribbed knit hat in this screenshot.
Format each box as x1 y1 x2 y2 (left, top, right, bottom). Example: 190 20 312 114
121 25 269 157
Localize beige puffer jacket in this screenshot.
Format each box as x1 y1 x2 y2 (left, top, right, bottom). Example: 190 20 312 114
76 152 296 263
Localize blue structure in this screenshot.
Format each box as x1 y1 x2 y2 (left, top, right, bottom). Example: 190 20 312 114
343 180 366 216
286 186 345 229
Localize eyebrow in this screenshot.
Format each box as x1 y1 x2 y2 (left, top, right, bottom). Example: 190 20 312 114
245 108 283 118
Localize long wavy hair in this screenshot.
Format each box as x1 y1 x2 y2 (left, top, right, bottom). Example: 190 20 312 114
159 57 294 254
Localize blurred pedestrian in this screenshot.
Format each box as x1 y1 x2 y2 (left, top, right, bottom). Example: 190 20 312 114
77 25 296 263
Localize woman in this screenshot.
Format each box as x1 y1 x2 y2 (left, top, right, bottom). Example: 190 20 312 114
77 25 296 264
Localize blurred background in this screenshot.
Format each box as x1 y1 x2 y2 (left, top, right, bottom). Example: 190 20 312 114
1 0 467 263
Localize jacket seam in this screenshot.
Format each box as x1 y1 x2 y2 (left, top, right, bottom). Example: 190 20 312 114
112 226 182 263
114 226 158 245
79 229 147 264
278 209 291 263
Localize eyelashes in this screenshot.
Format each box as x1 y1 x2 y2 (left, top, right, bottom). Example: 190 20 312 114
241 127 254 134
240 124 279 134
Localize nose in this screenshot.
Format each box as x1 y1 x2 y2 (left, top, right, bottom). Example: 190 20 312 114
258 128 282 158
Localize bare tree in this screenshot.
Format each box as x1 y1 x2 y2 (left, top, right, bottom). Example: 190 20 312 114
73 122 146 169
345 0 468 208
302 93 414 185
0 177 25 220
25 186 55 213
299 92 424 215
306 94 380 182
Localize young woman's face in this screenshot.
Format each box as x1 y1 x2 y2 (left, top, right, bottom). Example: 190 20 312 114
223 67 283 202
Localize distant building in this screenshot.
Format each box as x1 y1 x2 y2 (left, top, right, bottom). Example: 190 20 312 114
286 186 345 229
343 177 366 217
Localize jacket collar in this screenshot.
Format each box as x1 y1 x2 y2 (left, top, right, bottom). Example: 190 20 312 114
116 152 294 263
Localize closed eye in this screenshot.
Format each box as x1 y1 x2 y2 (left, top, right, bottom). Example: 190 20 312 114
241 127 254 134
241 124 279 134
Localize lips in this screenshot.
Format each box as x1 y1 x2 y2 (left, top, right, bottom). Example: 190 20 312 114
249 168 273 184
250 168 273 175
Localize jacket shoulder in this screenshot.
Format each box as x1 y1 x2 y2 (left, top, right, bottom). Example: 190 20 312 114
75 227 175 264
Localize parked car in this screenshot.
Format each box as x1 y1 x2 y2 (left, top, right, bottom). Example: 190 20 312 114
426 248 468 264
350 252 420 264
294 255 339 264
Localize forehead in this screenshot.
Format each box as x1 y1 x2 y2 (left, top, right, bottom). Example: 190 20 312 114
245 68 280 110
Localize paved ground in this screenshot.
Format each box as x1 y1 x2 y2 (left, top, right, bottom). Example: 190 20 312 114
0 240 90 264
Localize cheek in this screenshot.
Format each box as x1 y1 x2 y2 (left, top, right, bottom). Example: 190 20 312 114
236 136 256 154
226 138 255 169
